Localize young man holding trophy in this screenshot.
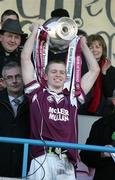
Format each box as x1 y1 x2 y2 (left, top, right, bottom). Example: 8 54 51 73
21 15 100 179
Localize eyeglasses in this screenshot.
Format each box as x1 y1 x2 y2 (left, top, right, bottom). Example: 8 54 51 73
4 74 22 82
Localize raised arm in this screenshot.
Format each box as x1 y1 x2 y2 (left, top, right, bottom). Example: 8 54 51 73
80 37 100 95
21 23 39 85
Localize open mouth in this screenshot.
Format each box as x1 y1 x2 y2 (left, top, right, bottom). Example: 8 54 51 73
54 79 62 83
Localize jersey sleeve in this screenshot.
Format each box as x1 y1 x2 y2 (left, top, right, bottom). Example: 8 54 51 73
24 80 40 94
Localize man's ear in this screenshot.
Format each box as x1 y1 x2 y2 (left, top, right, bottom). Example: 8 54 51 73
44 74 48 81
0 78 6 90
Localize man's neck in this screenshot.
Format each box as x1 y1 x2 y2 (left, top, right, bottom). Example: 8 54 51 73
47 86 63 94
8 91 23 98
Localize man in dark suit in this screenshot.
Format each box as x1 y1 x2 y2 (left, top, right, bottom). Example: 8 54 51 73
0 61 30 178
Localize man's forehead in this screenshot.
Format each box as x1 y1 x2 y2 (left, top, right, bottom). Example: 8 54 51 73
2 31 21 37
49 63 66 69
5 67 21 75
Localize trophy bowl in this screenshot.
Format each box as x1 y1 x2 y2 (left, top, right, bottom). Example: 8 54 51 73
43 17 78 51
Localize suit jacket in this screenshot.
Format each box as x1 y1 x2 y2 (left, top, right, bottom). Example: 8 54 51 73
103 66 115 97
0 90 30 178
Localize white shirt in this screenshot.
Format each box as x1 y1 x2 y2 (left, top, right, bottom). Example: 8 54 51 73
9 95 24 116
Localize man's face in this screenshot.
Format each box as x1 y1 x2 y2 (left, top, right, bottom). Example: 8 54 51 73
45 63 66 92
3 67 23 96
0 32 21 52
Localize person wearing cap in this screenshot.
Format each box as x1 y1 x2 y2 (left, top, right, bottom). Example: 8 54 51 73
0 18 24 53
80 91 115 180
0 9 28 49
0 18 26 90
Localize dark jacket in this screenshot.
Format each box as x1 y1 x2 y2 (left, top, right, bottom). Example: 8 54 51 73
0 90 30 178
0 43 21 77
103 66 115 97
80 103 115 180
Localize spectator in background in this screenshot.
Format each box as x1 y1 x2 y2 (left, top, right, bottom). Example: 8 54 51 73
80 89 115 180
0 18 26 90
0 61 30 178
0 9 19 28
80 34 110 116
0 9 28 56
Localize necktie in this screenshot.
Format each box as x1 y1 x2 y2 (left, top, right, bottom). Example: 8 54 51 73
12 98 20 116
13 98 20 106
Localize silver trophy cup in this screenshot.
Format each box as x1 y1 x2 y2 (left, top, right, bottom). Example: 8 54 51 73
43 17 78 51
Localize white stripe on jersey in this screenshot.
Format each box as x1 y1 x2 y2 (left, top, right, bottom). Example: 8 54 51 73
25 81 40 94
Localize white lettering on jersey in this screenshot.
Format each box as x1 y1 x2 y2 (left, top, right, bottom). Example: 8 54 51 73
48 107 69 122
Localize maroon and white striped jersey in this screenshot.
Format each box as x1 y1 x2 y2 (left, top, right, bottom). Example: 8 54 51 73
25 80 85 166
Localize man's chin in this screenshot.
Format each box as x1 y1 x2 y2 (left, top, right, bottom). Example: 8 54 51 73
5 48 17 53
